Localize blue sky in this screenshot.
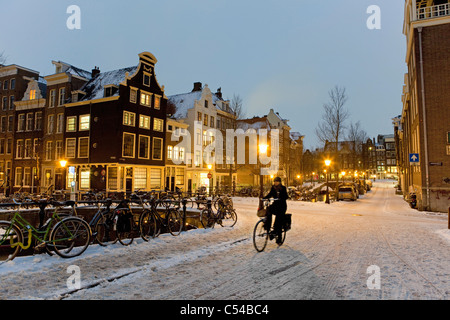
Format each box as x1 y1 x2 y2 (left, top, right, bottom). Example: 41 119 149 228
0 0 406 149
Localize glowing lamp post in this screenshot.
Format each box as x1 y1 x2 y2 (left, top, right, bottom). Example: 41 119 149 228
325 159 331 204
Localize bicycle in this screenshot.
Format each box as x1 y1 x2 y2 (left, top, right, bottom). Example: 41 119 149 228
199 199 237 229
139 197 183 239
87 199 118 246
0 200 91 263
253 199 291 252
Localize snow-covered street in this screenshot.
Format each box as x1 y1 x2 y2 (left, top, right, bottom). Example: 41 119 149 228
0 181 449 300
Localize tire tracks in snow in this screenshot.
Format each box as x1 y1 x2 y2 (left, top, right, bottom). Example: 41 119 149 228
58 236 252 300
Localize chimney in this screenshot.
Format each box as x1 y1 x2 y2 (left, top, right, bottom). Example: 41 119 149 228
92 66 100 78
215 87 222 99
192 82 202 92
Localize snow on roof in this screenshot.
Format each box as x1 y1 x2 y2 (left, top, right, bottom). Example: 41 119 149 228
236 118 271 131
168 90 222 119
290 131 303 141
79 66 137 102
37 76 47 98
57 61 92 79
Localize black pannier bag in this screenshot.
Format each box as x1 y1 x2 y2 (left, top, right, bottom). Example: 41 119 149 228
284 214 292 231
117 209 133 233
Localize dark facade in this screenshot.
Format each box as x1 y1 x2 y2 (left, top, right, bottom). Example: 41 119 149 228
63 52 168 193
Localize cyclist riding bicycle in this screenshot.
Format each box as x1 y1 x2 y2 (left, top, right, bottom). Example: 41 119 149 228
262 176 289 245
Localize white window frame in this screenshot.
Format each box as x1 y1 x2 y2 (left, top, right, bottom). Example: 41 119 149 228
65 138 76 159
79 114 90 131
66 116 77 132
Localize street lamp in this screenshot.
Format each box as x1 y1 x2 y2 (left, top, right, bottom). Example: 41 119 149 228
341 171 346 182
59 160 68 168
325 159 331 204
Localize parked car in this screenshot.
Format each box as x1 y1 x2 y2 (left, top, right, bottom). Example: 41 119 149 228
337 186 357 201
365 180 373 191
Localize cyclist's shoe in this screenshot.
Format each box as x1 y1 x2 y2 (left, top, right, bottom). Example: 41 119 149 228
269 231 275 241
276 234 283 245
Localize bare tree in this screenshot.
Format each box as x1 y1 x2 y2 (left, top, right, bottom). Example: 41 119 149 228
315 86 350 153
0 51 6 66
230 94 245 120
346 121 368 169
346 121 368 153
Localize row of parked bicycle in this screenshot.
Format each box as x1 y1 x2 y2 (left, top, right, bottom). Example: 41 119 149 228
0 192 237 264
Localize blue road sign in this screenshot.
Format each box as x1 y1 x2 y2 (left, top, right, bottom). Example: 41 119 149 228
409 153 419 163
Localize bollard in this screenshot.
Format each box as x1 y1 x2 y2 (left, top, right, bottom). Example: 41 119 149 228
182 199 187 232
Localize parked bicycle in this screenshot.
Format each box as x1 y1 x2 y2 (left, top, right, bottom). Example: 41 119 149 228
0 199 91 264
199 199 237 229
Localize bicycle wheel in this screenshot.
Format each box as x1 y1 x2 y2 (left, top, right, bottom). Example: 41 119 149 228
50 217 91 259
94 211 117 246
253 219 268 252
167 209 183 236
116 215 136 246
0 221 23 264
199 209 215 229
220 208 238 228
139 210 158 241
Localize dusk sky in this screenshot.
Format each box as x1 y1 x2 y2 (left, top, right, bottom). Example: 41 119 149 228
0 0 406 149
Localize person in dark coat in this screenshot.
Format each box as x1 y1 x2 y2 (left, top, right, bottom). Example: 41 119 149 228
263 177 289 244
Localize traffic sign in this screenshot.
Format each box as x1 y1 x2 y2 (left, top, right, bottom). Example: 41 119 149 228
207 173 213 179
409 153 419 163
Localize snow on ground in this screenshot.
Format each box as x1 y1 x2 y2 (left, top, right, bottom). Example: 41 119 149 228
0 180 449 300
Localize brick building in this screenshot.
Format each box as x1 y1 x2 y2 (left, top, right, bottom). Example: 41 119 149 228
399 0 450 211
0 64 40 195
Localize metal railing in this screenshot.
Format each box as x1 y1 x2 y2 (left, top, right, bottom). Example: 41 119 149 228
417 3 450 20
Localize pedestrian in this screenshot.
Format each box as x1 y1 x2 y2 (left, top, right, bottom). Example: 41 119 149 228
263 177 289 244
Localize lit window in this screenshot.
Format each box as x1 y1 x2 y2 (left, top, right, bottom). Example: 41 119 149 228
79 115 90 131
134 167 147 189
140 93 152 107
123 111 136 127
154 96 161 110
29 90 36 100
153 118 164 132
167 145 173 160
80 169 90 190
66 116 77 132
139 115 151 129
